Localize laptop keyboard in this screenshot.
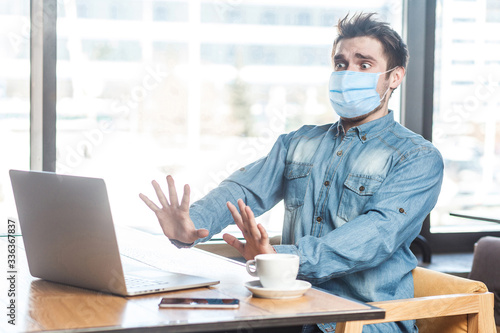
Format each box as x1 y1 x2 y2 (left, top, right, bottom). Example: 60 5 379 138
125 276 169 289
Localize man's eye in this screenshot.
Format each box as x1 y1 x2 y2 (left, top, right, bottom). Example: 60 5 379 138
335 63 346 70
361 63 372 69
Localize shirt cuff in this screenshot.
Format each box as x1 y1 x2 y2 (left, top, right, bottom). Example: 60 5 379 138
273 244 300 256
169 239 195 249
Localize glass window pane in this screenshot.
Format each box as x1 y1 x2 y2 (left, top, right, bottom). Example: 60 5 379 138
0 2 30 222
56 0 403 235
432 0 500 233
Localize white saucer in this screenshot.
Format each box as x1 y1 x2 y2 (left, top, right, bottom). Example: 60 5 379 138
244 280 312 299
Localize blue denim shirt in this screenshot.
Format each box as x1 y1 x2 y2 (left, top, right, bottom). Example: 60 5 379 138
189 111 443 333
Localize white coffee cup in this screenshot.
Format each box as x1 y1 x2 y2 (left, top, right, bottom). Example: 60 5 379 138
245 253 300 289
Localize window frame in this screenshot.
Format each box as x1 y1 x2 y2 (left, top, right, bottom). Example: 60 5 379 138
31 0 57 172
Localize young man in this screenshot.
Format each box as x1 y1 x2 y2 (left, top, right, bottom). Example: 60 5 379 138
141 13 443 333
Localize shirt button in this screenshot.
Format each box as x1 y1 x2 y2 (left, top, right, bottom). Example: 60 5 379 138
336 150 343 156
399 208 405 213
239 167 245 171
359 186 365 192
316 217 322 222
324 181 330 186
361 135 367 141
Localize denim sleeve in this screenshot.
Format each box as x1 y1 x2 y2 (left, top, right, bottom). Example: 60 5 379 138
188 133 290 244
275 147 444 281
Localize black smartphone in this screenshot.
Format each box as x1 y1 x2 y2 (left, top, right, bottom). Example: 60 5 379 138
158 297 240 309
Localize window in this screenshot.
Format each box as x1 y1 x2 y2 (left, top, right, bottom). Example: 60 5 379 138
200 3 399 27
77 3 88 18
451 39 475 44
451 60 475 65
152 2 188 22
81 40 142 62
430 0 500 250
261 11 276 25
52 0 404 234
297 12 311 26
452 17 476 22
3 0 404 237
486 0 500 22
0 1 30 222
75 0 143 21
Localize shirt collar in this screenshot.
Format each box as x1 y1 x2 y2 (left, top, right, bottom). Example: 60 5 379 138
336 110 396 143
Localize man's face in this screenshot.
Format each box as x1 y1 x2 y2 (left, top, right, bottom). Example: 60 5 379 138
332 36 391 98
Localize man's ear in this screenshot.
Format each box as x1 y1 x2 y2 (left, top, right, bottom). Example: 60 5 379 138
390 66 405 89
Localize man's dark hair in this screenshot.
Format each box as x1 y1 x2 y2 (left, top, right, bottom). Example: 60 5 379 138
332 13 409 74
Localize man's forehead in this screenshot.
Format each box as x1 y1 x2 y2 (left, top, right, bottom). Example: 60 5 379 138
333 36 386 62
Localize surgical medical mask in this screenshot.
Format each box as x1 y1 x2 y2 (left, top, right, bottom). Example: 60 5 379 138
328 68 396 119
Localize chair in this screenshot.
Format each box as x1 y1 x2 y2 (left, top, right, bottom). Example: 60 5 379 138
336 267 495 333
468 236 500 332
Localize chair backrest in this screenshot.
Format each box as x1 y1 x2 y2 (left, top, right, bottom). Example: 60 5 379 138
335 267 494 333
468 236 500 329
413 267 488 333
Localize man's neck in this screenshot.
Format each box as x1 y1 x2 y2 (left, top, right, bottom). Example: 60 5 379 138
340 106 389 134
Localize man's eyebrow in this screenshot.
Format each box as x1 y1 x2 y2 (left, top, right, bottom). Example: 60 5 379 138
354 53 377 62
333 54 345 61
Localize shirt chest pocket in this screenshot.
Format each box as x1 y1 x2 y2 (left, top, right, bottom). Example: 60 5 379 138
283 162 313 210
338 174 383 222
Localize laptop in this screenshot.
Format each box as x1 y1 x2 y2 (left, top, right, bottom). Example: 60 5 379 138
9 169 219 296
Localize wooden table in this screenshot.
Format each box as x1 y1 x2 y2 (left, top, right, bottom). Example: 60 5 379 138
0 227 384 333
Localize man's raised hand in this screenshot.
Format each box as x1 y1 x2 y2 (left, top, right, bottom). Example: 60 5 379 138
223 199 276 260
139 175 208 245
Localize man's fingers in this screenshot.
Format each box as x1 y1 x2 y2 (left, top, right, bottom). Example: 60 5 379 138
243 206 261 239
237 199 248 221
227 201 249 238
152 180 170 207
179 184 191 211
196 228 209 239
227 202 243 225
139 193 160 211
223 233 245 255
166 175 180 207
256 223 269 243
